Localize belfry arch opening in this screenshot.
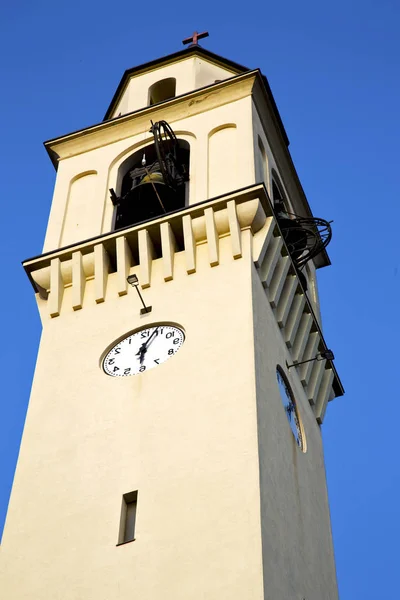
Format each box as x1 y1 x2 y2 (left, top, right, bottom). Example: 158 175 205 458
148 78 176 105
272 177 290 214
111 121 190 231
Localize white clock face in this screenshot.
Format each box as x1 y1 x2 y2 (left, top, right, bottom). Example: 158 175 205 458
102 325 185 377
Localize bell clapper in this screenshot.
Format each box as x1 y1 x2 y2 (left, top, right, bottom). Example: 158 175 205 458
139 149 166 213
142 163 167 214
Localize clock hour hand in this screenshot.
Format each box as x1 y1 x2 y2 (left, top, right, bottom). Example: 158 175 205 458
136 343 147 364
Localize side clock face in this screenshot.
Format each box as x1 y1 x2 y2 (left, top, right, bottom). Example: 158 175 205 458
276 366 305 451
103 325 185 377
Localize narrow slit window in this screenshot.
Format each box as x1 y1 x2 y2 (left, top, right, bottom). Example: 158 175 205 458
257 137 268 186
118 490 138 545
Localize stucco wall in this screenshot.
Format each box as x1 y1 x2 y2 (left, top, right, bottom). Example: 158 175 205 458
2 52 338 599
251 265 338 600
1 237 266 600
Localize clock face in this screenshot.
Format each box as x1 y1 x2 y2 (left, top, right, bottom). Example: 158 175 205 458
103 325 185 377
276 367 305 451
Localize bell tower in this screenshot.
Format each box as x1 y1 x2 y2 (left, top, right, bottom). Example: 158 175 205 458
0 39 343 600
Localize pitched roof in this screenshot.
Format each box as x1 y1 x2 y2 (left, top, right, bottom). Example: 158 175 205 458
104 46 248 121
104 45 289 147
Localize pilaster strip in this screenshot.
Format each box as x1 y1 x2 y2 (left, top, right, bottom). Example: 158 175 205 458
204 207 219 267
314 368 334 424
291 312 313 364
161 222 177 281
116 236 133 296
276 276 298 328
307 360 326 406
254 216 275 267
49 258 63 318
72 251 85 311
285 295 306 348
94 243 110 304
298 332 320 386
227 200 242 259
268 255 291 308
138 229 155 288
182 215 196 274
260 236 283 288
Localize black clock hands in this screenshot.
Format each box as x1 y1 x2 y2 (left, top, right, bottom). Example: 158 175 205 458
136 327 160 364
142 327 160 353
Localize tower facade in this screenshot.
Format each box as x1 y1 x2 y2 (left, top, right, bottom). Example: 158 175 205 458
0 45 343 600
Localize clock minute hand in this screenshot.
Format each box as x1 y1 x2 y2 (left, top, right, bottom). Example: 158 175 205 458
135 327 159 363
143 327 159 351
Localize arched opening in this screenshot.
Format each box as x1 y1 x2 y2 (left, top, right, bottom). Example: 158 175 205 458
272 177 289 213
256 137 268 186
112 126 190 230
148 78 176 105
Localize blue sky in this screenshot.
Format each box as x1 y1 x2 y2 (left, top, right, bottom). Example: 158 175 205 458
1 1 399 597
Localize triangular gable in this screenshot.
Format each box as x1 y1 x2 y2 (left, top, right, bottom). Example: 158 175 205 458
104 46 249 121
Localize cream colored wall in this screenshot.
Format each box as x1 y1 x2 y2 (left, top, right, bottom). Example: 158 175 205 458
60 171 98 246
194 57 237 89
110 57 237 118
43 96 254 254
2 190 339 598
0 235 266 600
4 182 340 598
252 266 337 600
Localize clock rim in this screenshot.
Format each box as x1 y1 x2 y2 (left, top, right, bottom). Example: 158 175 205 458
276 364 307 453
99 321 186 372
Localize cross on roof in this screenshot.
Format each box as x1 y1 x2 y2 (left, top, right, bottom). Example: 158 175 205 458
182 31 209 47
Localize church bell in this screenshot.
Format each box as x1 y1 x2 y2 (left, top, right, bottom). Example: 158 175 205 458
111 120 189 230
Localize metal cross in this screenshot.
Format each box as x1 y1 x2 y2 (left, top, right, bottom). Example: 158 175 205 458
182 31 209 47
